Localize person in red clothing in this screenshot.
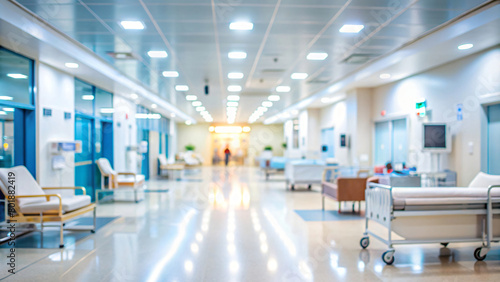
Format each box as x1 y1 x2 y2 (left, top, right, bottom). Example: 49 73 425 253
224 147 231 166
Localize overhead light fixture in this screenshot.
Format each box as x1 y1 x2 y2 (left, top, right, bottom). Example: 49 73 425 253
65 63 79 69
100 108 115 114
229 22 254 31
170 113 176 118
185 120 192 125
228 52 247 59
291 110 299 115
176 85 189 91
192 101 202 107
379 73 391 79
130 93 139 100
162 71 179 77
227 101 239 107
148 51 168 58
82 95 95 101
262 101 273 107
268 95 280 101
227 95 240 101
307 52 328 60
201 111 208 115
120 20 145 30
196 106 205 111
458 43 473 50
151 104 157 109
6 73 27 79
276 86 290 93
291 73 308 80
228 72 244 79
227 85 242 92
3 108 15 112
339 24 365 33
186 95 197 101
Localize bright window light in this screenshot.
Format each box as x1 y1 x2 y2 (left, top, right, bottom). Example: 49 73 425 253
229 22 254 31
201 111 208 115
148 51 168 58
65 63 79 69
379 73 391 79
162 71 179 77
227 95 240 101
176 85 189 91
258 107 268 112
227 107 238 112
6 73 27 79
82 95 95 101
268 95 280 101
291 73 308 80
262 101 273 107
307 52 328 60
227 101 239 107
276 86 290 93
192 101 202 107
227 85 242 92
0 111 6 115
458 43 473 50
196 106 205 112
120 21 145 30
228 72 244 79
186 95 197 101
339 24 364 33
228 52 247 59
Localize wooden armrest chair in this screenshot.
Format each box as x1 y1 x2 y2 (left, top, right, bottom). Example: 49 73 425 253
96 158 145 202
321 167 367 213
0 166 96 248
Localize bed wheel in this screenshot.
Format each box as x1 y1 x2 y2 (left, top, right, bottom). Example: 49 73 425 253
474 248 487 261
291 185 295 190
440 242 449 248
90 230 96 233
307 185 312 190
360 237 370 249
382 251 394 265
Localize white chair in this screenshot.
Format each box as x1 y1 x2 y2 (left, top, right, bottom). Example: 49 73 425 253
96 158 145 203
158 155 184 179
0 166 96 248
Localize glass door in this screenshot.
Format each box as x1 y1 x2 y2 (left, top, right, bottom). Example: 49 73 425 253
374 121 391 166
488 104 500 174
75 116 95 200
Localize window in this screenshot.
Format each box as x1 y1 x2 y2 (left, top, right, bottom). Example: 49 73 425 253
0 48 32 105
75 79 94 115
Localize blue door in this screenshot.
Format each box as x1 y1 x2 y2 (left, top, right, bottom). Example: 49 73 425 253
321 128 335 160
392 118 408 165
139 129 150 180
375 121 391 166
75 116 94 200
488 104 500 175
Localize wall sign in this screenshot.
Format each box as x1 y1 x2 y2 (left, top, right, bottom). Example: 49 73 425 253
64 112 71 120
457 104 463 121
416 99 427 117
43 108 52 117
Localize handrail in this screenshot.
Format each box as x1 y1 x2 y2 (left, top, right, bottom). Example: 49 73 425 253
15 194 63 216
42 186 87 195
486 185 500 248
368 182 392 190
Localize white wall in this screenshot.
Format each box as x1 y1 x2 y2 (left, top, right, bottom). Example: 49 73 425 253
37 63 75 186
177 123 212 165
169 119 178 163
371 47 500 185
113 96 137 172
248 123 285 163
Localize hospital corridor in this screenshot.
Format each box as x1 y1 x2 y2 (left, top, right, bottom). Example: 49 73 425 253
0 0 500 281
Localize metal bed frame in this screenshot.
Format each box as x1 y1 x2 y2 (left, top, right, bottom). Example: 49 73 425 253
360 183 500 264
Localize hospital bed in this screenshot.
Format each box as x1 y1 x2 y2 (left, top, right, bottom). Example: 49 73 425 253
260 157 288 180
360 172 500 264
285 160 327 190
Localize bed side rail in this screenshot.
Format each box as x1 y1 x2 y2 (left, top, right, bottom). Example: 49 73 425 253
486 185 500 248
366 182 393 227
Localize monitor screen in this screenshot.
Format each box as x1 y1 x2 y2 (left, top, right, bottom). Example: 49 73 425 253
424 124 446 148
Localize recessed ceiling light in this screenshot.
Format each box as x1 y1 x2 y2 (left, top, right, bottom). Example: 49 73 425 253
257 107 268 112
379 73 391 79
229 22 254 31
228 72 244 79
65 63 79 69
151 104 157 109
276 86 290 93
227 95 240 101
458 43 473 50
170 113 176 118
268 95 280 101
176 85 189 91
192 101 202 107
185 120 192 125
130 93 139 100
186 95 197 101
6 73 27 79
148 51 168 58
196 106 205 112
262 101 273 107
339 24 365 33
228 52 247 59
201 111 208 115
82 95 95 101
0 96 13 101
120 21 145 30
227 101 239 107
291 73 308 80
162 71 179 77
227 85 242 92
307 52 328 60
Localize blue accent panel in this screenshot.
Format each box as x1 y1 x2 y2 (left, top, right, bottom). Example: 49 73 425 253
294 210 363 222
102 121 114 167
24 108 36 178
13 109 25 168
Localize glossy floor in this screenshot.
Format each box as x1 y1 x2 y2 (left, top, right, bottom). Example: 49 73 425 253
1 167 499 281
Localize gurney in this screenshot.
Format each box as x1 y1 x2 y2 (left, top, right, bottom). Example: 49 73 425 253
360 172 500 264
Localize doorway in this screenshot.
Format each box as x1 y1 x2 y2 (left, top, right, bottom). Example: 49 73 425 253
321 127 335 160
487 104 500 174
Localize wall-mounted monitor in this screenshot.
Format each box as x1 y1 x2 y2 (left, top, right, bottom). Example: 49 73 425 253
422 123 451 153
